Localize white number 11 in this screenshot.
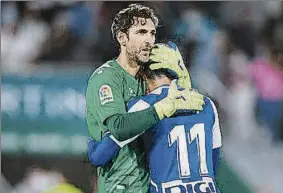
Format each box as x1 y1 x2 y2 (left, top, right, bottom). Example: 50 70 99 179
168 123 208 178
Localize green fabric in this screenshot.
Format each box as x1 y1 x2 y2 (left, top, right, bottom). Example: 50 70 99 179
86 60 145 140
216 156 252 193
86 60 150 193
98 145 150 193
105 106 159 141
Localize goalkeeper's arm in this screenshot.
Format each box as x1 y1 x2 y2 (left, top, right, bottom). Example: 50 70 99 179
105 106 159 141
105 81 204 141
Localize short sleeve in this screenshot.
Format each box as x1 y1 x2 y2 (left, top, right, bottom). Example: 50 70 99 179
87 69 127 125
208 98 222 149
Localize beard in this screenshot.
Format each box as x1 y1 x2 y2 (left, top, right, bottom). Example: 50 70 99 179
137 51 150 63
127 46 150 65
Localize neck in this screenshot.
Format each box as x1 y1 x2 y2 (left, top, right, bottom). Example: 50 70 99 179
116 49 140 77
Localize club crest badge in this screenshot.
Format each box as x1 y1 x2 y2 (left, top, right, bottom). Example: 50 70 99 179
99 85 114 105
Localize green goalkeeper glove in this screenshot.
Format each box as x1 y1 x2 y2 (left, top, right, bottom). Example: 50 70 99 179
154 80 204 120
149 42 192 89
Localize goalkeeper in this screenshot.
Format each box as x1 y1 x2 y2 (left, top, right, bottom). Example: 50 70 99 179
86 4 204 193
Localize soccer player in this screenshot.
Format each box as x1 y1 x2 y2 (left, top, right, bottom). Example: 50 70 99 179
88 65 222 193
86 4 205 193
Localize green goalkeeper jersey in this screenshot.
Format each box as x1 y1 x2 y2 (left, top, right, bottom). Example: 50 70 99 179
86 60 149 193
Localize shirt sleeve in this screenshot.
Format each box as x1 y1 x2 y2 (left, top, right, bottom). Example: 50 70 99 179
109 99 152 146
208 98 222 149
88 70 127 130
87 70 160 141
87 99 154 167
105 104 159 141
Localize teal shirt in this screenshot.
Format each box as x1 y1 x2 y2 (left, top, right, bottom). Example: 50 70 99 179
86 60 149 193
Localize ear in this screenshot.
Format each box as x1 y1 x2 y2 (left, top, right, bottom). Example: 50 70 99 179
117 31 127 47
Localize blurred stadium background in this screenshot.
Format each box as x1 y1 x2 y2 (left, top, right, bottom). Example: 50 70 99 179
1 1 283 193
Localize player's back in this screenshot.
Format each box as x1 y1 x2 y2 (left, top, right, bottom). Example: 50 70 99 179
149 97 218 193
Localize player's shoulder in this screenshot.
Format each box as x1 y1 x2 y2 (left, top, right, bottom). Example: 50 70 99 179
203 96 219 118
88 60 121 83
127 87 169 112
127 94 158 112
204 96 215 108
127 98 151 112
140 86 168 106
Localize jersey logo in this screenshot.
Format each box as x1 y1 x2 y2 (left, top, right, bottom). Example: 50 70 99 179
129 87 135 96
99 85 114 105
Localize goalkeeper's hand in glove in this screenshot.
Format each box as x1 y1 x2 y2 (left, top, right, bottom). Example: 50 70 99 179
149 41 191 89
154 80 205 120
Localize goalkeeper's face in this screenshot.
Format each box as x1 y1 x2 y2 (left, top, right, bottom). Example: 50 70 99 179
126 17 156 63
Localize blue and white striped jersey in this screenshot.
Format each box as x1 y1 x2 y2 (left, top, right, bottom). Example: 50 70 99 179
127 85 222 193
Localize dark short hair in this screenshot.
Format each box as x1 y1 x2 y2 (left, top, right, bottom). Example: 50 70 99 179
111 4 159 45
143 64 175 81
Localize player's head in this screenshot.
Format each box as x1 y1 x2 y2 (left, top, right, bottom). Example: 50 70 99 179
111 4 159 63
143 65 174 93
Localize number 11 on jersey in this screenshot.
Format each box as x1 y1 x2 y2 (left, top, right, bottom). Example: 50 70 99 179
168 123 209 178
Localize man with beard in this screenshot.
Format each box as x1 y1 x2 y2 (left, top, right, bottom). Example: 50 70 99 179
86 4 204 193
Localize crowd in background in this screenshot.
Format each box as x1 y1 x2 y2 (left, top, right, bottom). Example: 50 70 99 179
2 0 282 140
1 1 283 193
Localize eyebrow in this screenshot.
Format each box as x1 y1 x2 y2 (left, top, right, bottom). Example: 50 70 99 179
136 29 156 33
136 29 148 33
